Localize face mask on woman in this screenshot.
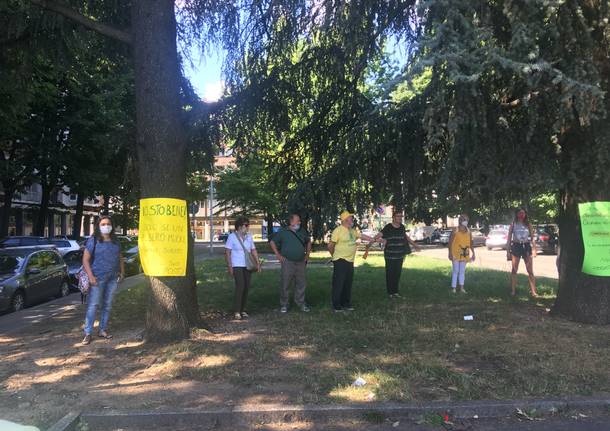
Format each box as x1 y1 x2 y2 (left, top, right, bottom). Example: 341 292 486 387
100 225 112 235
461 220 468 227
292 223 301 231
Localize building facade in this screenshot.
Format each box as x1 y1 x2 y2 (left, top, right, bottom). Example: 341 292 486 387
0 184 103 237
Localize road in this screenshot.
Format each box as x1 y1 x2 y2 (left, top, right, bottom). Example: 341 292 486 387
418 245 559 280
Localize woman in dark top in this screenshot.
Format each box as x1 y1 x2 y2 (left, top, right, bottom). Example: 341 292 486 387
82 216 124 345
366 210 420 297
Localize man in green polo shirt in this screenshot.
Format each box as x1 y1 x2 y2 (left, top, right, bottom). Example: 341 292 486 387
270 213 312 313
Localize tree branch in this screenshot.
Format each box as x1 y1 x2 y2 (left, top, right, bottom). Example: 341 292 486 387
30 0 133 45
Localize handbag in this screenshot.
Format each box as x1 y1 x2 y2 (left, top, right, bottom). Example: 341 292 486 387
77 237 97 297
235 234 258 271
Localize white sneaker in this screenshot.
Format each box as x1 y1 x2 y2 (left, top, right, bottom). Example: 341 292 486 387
280 306 288 313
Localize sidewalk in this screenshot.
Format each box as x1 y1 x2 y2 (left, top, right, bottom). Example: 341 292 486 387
50 397 610 431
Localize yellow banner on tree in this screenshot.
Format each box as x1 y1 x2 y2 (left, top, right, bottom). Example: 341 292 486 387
138 198 188 277
579 201 610 277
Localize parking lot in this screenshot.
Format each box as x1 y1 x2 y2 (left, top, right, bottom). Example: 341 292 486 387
419 245 559 279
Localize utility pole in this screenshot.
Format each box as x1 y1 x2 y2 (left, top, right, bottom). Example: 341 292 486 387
209 173 214 255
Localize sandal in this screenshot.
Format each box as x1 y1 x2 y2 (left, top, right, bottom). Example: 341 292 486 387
98 331 113 339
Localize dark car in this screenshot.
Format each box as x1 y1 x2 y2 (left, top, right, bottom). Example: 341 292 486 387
0 236 54 248
470 229 487 247
123 245 142 276
0 248 70 313
535 224 559 255
218 231 231 242
63 250 83 290
439 229 453 245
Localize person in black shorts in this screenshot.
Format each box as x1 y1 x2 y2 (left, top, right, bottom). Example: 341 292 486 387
366 209 420 298
506 208 538 297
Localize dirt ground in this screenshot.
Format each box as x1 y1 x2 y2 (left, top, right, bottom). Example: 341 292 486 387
0 305 297 429
1 255 609 430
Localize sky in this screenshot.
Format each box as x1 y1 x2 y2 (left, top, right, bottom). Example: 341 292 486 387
183 36 409 102
183 46 225 102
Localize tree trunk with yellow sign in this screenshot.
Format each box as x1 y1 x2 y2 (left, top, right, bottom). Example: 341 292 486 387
131 1 200 340
30 0 201 340
553 127 610 325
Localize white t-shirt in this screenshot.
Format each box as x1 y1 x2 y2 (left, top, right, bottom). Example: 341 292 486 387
225 232 256 267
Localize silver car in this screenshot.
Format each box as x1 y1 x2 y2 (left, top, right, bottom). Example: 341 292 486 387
0 248 70 312
485 229 509 250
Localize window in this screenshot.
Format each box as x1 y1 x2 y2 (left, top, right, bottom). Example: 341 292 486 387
22 238 40 246
69 194 77 201
26 253 42 270
52 240 70 248
1 238 20 247
39 251 60 267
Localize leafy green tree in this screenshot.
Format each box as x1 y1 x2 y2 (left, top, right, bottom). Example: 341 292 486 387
403 0 610 323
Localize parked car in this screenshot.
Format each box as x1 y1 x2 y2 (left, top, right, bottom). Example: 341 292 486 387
439 229 453 245
485 229 509 250
535 224 559 255
412 226 438 244
470 229 487 247
116 235 137 252
49 239 81 256
123 245 142 276
63 250 83 290
0 248 70 313
0 236 54 249
218 231 231 242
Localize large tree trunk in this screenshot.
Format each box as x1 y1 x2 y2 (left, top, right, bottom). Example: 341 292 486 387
0 184 15 238
72 193 85 237
34 182 51 236
552 119 610 324
132 0 199 341
553 189 610 324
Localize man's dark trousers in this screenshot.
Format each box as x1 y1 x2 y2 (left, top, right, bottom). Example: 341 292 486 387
332 258 354 310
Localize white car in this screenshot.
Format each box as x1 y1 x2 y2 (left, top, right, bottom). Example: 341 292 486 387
412 226 437 243
50 239 81 256
485 229 509 250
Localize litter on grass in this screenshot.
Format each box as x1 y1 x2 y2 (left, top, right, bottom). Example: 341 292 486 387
353 377 367 386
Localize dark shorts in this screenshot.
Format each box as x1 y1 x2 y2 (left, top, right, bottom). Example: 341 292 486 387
511 242 532 259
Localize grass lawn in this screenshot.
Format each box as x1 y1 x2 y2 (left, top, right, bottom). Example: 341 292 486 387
109 251 610 404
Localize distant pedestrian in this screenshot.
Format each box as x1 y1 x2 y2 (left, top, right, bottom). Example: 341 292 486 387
366 209 421 298
82 216 124 345
507 208 538 297
225 216 262 320
448 214 475 294
270 214 312 313
328 211 375 312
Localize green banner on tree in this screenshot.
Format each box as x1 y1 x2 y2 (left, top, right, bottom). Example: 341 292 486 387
579 202 610 276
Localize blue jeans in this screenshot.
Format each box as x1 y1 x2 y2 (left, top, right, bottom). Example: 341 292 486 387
84 273 118 335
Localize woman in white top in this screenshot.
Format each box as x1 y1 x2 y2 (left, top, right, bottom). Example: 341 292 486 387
225 216 261 320
506 208 538 297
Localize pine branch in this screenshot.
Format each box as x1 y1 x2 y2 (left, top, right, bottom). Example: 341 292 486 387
30 0 132 45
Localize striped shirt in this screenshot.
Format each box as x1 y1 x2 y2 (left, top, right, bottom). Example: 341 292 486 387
381 223 410 260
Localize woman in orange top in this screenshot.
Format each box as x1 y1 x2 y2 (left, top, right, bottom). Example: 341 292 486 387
448 214 476 293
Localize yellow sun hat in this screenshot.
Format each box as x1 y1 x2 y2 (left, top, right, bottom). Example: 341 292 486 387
340 211 354 221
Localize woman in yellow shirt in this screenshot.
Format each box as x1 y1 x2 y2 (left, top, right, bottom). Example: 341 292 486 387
448 214 476 293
